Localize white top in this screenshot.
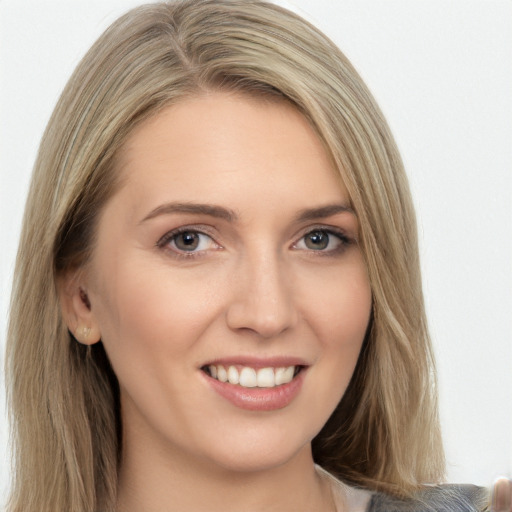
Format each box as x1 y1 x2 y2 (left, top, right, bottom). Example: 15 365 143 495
315 465 372 512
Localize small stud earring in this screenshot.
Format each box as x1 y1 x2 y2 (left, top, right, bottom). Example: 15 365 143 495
75 325 91 341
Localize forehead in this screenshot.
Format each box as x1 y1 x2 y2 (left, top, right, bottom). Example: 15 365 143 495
112 91 349 215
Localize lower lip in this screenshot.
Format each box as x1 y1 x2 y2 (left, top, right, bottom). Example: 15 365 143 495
203 369 306 411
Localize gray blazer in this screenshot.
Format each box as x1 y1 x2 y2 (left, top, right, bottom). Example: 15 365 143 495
367 484 490 512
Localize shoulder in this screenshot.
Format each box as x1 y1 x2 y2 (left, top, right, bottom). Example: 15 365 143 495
315 465 490 512
367 484 490 512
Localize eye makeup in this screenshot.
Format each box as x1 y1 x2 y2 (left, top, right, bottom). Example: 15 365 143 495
156 225 222 260
155 222 355 261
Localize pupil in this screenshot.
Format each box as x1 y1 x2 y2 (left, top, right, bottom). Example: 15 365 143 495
306 231 328 250
176 232 199 250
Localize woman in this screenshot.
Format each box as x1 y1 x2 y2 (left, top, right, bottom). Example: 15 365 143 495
4 1 508 511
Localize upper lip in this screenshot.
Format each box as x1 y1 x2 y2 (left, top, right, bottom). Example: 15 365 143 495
201 355 310 369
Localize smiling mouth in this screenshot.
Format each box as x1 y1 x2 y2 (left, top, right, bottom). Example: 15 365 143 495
201 364 304 389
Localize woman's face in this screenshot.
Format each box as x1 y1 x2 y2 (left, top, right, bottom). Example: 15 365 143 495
78 92 372 473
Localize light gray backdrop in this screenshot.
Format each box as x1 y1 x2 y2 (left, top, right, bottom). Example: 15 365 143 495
1 0 511 504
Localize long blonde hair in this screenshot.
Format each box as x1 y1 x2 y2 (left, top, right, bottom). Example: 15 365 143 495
6 1 444 510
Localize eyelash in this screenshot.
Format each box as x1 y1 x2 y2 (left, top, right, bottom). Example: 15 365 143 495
292 227 353 256
156 225 353 259
156 226 220 259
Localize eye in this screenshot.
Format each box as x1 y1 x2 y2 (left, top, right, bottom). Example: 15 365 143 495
158 229 219 255
294 229 348 253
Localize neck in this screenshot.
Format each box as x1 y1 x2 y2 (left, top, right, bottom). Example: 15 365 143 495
116 434 334 512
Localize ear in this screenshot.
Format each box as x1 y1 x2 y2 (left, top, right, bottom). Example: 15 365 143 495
57 269 101 345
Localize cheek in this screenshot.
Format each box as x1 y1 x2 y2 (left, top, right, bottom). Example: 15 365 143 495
304 261 371 394
88 263 218 430
90 257 226 365
306 260 372 345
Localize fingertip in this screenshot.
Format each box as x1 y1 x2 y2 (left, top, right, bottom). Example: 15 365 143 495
492 477 512 512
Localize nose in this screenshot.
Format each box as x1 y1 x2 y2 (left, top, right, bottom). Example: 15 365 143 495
226 251 298 339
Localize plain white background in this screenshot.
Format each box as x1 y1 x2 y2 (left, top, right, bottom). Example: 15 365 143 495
1 0 511 504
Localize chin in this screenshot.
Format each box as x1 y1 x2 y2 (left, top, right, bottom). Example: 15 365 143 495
210 447 305 475
196 422 315 474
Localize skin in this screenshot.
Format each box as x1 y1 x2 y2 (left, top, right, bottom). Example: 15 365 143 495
61 92 373 512
494 479 512 512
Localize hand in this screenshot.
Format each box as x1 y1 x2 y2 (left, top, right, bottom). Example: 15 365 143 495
492 478 512 512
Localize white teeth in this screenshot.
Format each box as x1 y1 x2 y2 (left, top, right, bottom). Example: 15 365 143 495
207 364 298 388
274 367 287 386
256 367 275 388
227 366 239 384
239 367 257 387
217 366 228 383
282 366 295 384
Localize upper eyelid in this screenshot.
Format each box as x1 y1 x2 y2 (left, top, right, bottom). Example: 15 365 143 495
293 224 352 240
291 226 355 252
156 223 354 251
156 229 221 260
156 224 218 247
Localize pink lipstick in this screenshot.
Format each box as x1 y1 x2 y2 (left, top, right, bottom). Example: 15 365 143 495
200 358 307 411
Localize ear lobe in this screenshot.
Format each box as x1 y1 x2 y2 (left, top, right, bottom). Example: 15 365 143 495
72 321 101 345
58 271 101 345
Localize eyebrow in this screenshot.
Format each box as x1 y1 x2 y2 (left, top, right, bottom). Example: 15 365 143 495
141 202 238 223
140 201 354 224
296 204 355 222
